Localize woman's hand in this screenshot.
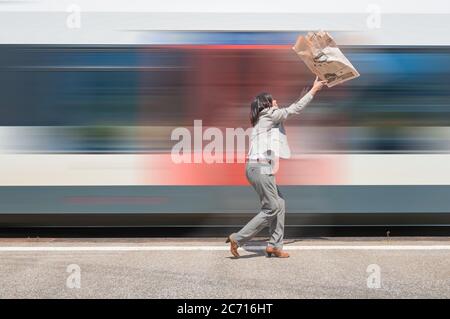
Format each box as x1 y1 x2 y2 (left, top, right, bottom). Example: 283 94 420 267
310 76 327 96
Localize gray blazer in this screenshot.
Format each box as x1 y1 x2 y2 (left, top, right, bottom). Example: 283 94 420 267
248 92 314 159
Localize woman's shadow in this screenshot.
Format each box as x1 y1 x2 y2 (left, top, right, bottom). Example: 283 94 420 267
226 239 267 259
226 237 328 259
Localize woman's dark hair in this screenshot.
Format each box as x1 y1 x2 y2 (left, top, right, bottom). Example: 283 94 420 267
250 92 273 126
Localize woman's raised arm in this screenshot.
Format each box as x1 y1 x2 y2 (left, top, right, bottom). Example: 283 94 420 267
270 76 326 123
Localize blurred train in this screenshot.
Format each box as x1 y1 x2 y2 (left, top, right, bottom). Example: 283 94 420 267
1 31 450 231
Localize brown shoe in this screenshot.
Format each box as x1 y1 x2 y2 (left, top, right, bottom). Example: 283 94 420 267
225 235 240 257
266 246 290 258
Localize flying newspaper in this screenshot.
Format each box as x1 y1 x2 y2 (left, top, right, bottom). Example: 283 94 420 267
292 31 360 87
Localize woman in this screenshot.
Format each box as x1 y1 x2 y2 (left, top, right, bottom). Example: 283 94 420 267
226 76 326 258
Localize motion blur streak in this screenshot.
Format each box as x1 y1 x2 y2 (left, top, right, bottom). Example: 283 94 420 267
2 44 450 156
1 32 450 225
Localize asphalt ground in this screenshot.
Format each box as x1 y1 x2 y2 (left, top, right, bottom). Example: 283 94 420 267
0 237 449 298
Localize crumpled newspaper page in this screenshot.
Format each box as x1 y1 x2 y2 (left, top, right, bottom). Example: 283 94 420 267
292 31 360 87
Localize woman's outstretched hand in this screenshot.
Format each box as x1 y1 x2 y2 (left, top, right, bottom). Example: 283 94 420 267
310 76 327 96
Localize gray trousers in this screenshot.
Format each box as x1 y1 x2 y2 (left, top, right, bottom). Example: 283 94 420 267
231 162 286 249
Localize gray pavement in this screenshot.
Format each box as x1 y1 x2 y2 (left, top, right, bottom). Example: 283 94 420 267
0 237 449 298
